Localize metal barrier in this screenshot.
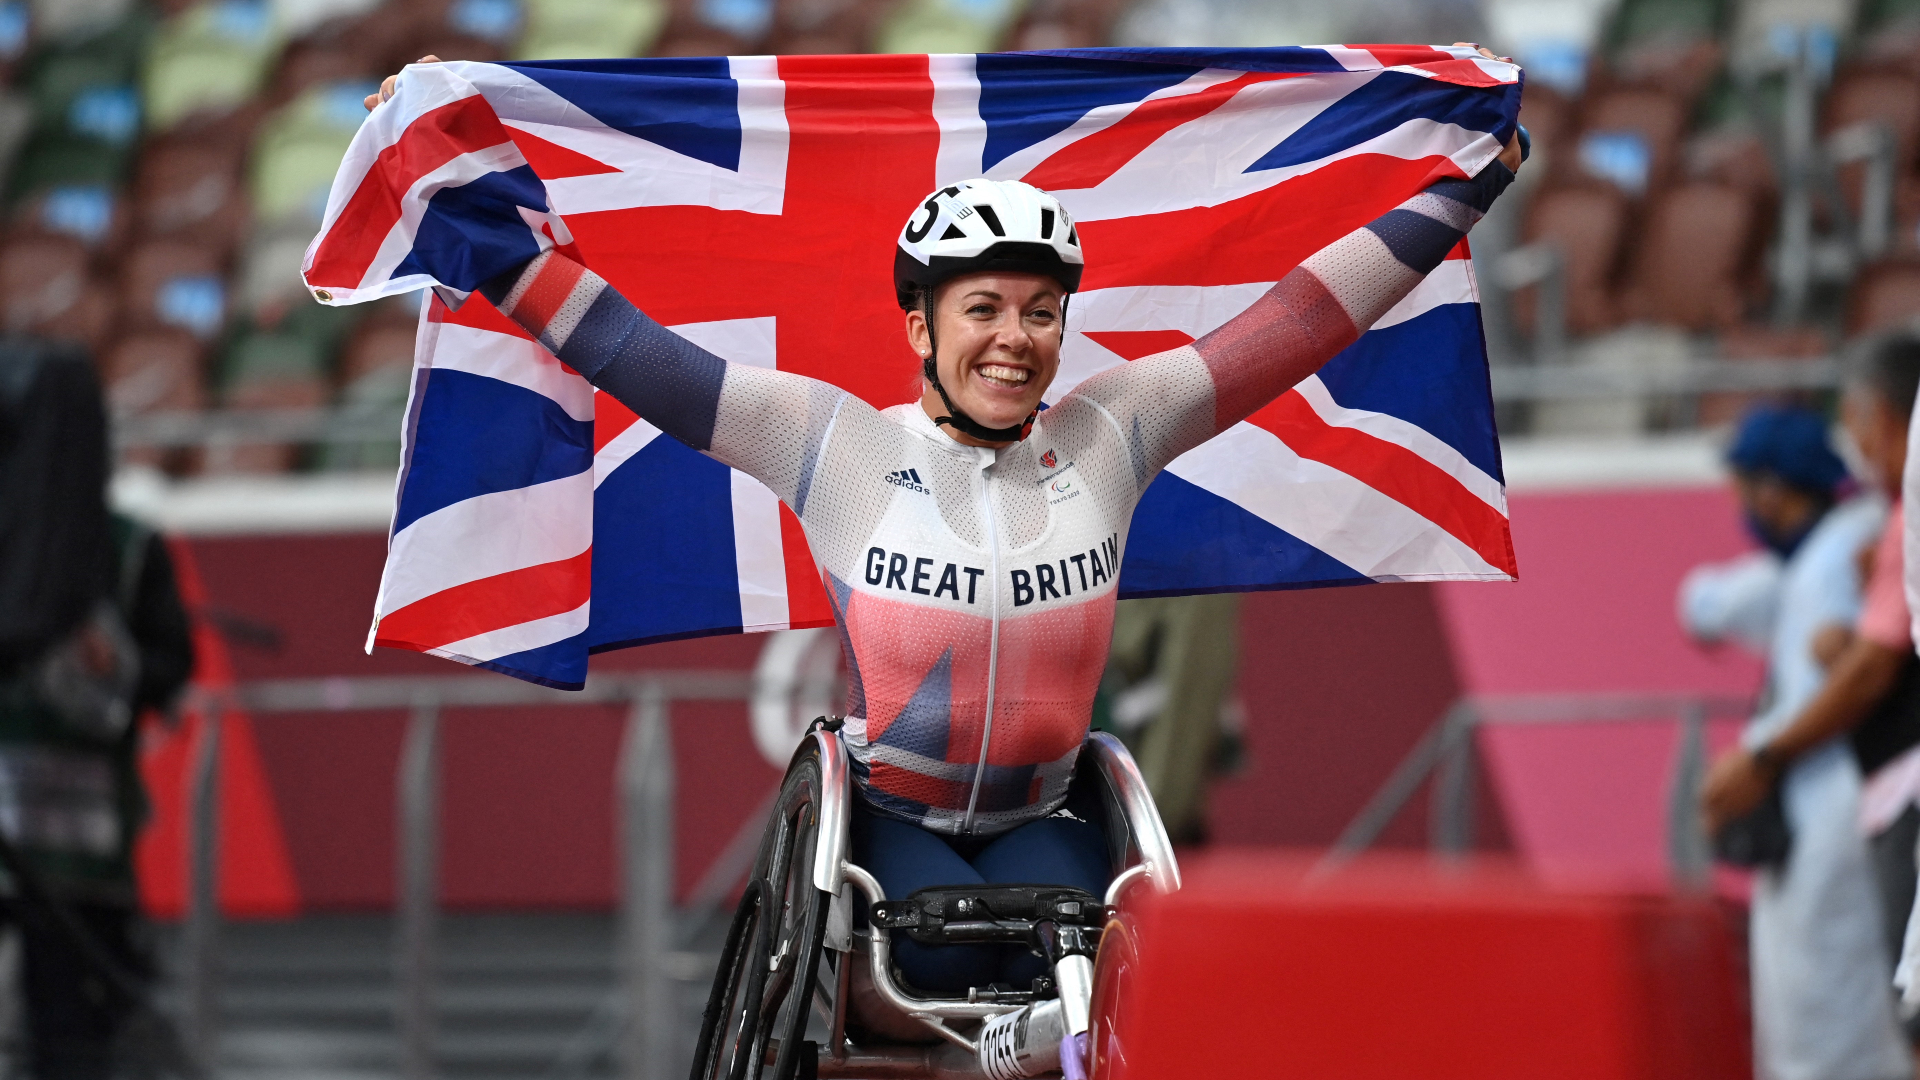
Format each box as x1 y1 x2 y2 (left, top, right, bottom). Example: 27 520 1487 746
185 670 758 1080
1325 692 1754 887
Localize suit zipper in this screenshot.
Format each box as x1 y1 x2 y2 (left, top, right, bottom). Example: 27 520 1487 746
961 453 1000 833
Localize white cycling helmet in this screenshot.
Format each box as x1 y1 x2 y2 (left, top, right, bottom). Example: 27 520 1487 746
892 178 1084 310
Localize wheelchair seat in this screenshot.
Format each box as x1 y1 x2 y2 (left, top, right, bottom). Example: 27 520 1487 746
690 726 1178 1080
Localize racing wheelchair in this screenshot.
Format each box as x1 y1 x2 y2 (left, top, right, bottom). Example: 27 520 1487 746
690 722 1180 1080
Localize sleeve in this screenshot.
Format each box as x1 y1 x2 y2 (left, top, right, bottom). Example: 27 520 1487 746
126 533 194 713
1907 412 1920 650
1068 161 1516 488
1678 551 1783 656
476 250 860 509
1861 508 1910 650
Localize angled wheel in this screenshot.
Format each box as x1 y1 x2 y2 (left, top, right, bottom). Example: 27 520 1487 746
691 738 834 1080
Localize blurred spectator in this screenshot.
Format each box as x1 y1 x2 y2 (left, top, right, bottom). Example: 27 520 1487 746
1096 594 1244 845
0 337 192 1079
1684 401 1911 1080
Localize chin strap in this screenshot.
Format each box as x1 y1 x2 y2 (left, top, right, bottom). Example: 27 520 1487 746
921 287 1039 444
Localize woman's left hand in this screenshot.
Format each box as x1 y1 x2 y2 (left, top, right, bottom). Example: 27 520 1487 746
1452 43 1525 173
1701 747 1775 834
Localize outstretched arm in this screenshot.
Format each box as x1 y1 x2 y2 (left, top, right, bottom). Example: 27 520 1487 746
1069 157 1516 489
477 250 854 510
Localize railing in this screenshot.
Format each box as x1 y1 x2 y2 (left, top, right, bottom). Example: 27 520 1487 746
182 670 764 1080
1325 692 1754 887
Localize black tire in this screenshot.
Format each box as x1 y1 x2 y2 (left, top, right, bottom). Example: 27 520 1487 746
691 741 835 1080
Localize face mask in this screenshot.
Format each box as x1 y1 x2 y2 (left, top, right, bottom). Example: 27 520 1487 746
1746 508 1819 559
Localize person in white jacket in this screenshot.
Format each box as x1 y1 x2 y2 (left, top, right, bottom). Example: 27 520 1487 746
1686 403 1909 1080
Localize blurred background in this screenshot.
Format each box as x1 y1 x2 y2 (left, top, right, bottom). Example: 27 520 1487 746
1 0 1912 1076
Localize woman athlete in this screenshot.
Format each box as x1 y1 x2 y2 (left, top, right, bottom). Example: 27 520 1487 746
367 54 1524 994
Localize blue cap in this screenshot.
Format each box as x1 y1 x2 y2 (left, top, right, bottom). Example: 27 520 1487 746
1727 404 1847 496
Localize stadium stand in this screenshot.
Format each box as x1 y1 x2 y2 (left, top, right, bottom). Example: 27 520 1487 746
3 0 1915 470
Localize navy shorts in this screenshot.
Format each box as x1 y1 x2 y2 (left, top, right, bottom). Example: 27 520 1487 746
849 787 1110 994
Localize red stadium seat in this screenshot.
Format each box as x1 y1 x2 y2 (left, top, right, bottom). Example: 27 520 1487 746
1619 182 1763 330
1517 182 1630 336
1091 852 1747 1080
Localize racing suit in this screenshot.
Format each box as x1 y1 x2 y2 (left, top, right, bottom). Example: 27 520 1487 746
478 164 1513 844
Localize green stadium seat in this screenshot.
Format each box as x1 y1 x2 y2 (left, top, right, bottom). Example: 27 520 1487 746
142 0 281 131
246 79 372 226
516 0 665 60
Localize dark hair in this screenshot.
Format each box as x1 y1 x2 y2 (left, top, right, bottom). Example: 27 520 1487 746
1847 330 1920 421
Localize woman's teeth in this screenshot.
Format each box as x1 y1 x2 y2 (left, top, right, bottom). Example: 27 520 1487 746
978 364 1030 388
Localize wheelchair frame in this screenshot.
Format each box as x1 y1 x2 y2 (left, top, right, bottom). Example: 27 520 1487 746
703 725 1181 1079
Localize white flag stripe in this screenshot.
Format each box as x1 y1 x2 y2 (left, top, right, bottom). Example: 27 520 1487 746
732 471 791 631
1067 107 1500 222
430 598 592 665
594 412 661 489
423 322 596 419
469 58 789 217
981 67 1250 184
379 468 595 616
930 53 985 182
1371 257 1476 330
310 68 482 250
1291 374 1506 513
1322 46 1381 71
669 316 778 368
357 140 536 292
1166 422 1501 580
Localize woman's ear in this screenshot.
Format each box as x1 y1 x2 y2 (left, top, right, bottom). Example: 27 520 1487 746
905 308 930 359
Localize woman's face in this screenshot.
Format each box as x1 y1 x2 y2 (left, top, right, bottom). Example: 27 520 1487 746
907 271 1064 444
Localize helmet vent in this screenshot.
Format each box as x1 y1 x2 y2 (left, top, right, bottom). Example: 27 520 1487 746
974 204 1005 236
1067 225 1079 247
940 223 967 241
1039 207 1054 240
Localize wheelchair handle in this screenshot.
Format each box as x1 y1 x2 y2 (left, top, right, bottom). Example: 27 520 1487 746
1087 731 1183 897
809 724 853 894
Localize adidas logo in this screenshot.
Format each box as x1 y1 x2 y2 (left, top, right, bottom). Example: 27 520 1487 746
884 468 930 494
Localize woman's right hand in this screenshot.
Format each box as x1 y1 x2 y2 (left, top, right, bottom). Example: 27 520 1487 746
364 55 442 111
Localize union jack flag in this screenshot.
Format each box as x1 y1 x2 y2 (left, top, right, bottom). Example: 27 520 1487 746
303 46 1522 689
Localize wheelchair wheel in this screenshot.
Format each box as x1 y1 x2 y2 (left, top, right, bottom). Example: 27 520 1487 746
690 739 834 1080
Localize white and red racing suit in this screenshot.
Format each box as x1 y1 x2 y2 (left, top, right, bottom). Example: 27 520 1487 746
477 165 1512 836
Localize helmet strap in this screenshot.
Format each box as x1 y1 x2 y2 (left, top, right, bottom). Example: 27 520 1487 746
920 286 1036 444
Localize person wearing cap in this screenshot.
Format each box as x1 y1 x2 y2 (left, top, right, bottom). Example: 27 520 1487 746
1685 401 1910 1080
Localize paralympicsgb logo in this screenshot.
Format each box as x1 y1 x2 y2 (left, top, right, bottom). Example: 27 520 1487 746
885 468 929 494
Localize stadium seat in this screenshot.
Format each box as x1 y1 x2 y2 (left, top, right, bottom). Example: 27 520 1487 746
15 182 129 251
1619 182 1762 330
0 232 115 349
216 326 329 473
101 326 208 473
873 0 1024 54
1578 86 1687 195
131 136 247 254
118 238 226 339
1091 852 1749 1080
246 80 371 226
1824 66 1920 220
1848 258 1920 334
515 0 665 59
140 0 279 131
1519 182 1630 336
1518 82 1575 181
1003 0 1113 51
337 311 415 386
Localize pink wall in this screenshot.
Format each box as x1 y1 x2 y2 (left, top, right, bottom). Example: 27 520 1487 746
1435 487 1764 697
154 482 1766 912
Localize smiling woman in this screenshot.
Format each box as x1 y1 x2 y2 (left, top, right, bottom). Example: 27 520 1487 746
908 274 1064 442
361 46 1524 1010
